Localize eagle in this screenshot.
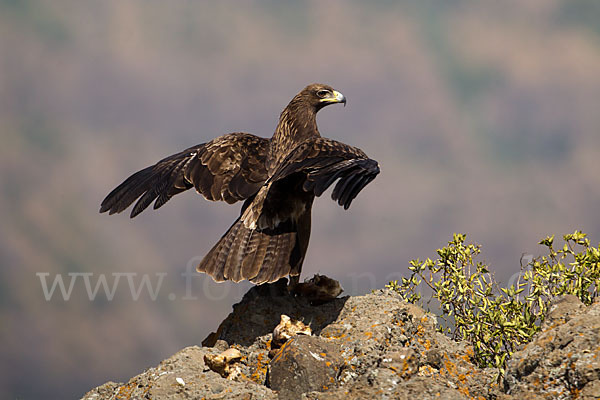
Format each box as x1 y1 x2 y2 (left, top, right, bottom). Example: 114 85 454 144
100 84 380 287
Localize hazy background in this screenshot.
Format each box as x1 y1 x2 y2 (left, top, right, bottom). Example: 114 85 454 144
2 1 600 398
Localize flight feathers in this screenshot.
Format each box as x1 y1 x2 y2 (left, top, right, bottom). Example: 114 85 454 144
99 133 269 217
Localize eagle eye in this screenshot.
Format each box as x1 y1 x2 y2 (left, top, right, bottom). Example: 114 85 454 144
316 89 330 98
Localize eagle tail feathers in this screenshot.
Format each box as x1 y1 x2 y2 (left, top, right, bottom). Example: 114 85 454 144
197 218 297 285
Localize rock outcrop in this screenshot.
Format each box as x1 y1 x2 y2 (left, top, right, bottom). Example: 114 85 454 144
503 295 600 399
82 280 600 400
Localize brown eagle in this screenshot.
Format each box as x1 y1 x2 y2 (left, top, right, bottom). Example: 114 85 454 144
100 84 380 286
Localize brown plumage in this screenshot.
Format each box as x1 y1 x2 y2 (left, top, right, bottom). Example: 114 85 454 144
100 84 380 285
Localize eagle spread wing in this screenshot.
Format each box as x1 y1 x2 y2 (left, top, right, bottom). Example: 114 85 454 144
101 84 380 286
99 133 269 218
271 137 380 209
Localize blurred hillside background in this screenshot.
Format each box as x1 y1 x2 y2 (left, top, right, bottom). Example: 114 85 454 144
1 0 600 398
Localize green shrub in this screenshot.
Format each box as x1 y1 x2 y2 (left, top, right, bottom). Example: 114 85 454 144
387 231 599 379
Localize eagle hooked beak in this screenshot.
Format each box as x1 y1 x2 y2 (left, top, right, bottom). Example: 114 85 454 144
320 90 347 107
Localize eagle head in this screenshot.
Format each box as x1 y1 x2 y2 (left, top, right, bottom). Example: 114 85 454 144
298 83 346 111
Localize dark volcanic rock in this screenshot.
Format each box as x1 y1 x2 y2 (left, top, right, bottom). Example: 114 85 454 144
82 286 600 400
203 278 348 347
81 346 277 400
268 335 343 398
504 297 600 399
542 294 587 330
305 375 471 400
